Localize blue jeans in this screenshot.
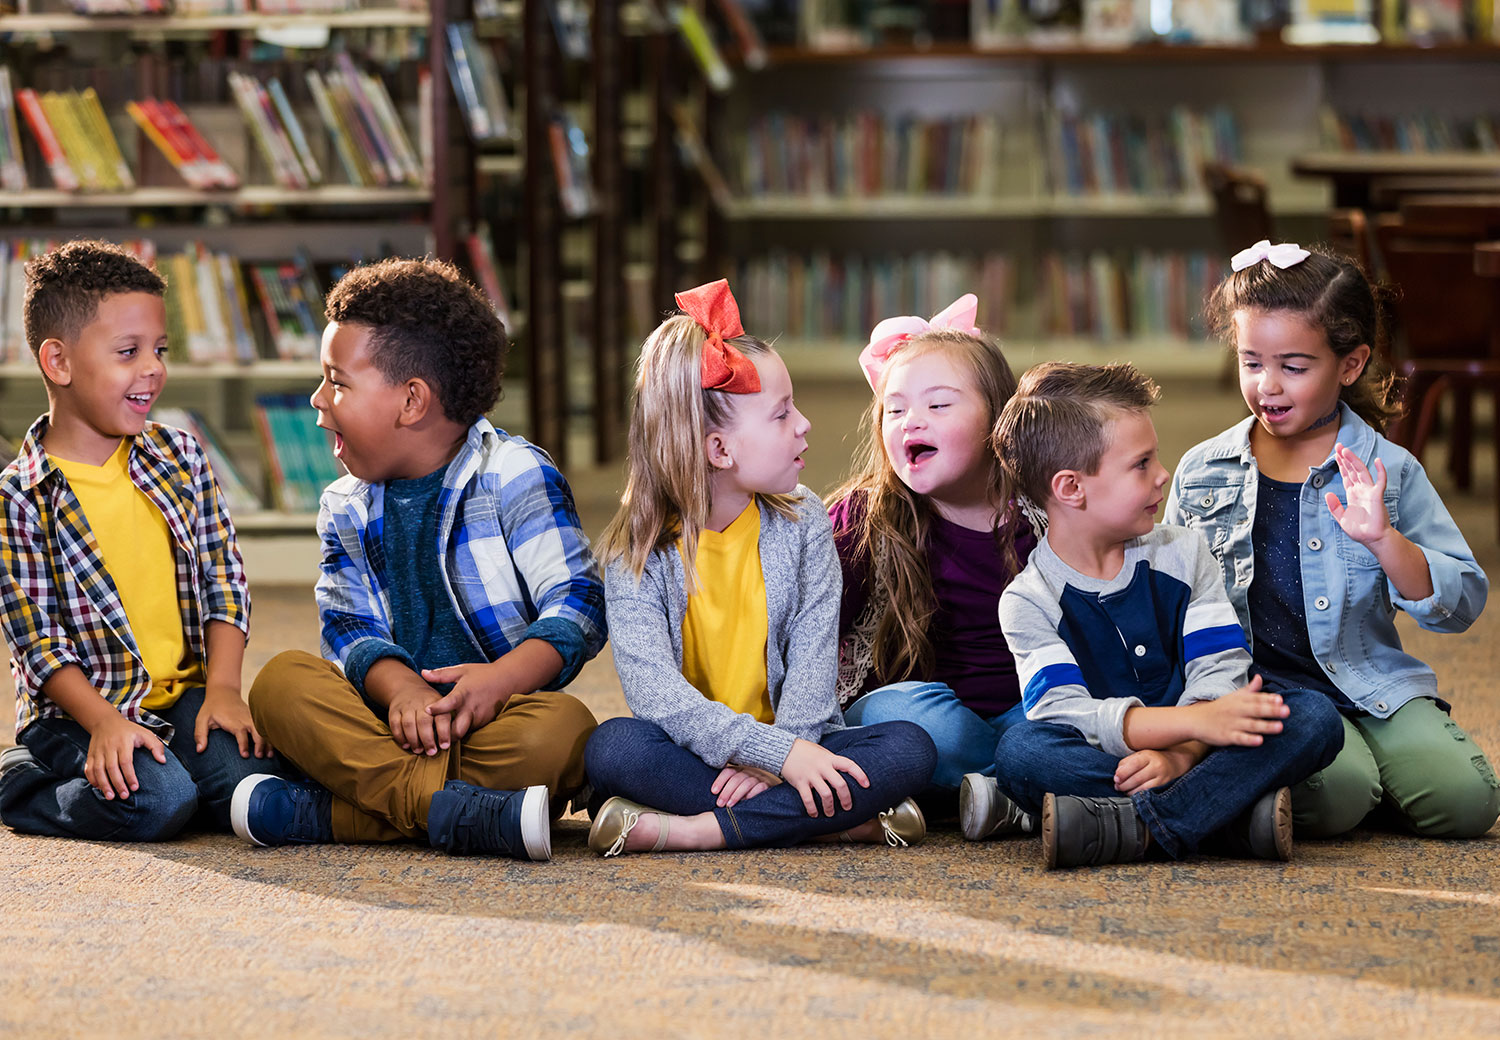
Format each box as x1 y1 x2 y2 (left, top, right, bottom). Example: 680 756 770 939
0 687 292 841
584 717 937 849
844 681 1026 791
993 689 1344 858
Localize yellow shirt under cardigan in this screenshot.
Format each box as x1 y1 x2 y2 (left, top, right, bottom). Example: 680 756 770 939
679 501 773 723
51 439 203 710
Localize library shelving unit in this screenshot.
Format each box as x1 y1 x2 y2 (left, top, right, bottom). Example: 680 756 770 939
0 2 450 531
707 39 1500 378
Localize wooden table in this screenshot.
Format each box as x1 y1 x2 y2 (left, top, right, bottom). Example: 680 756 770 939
1290 151 1500 208
1399 194 1500 235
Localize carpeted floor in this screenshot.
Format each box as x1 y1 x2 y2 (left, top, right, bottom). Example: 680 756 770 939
2 369 1498 1038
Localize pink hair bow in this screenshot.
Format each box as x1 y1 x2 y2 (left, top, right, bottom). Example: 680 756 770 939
1230 240 1310 273
857 294 981 390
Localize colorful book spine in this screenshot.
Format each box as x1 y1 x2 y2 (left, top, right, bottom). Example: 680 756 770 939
0 69 27 192
20 90 81 192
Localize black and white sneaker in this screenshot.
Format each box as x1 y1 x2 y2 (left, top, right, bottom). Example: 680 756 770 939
958 773 1036 841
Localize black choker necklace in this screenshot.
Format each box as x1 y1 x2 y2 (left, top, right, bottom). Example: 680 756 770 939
1307 407 1340 432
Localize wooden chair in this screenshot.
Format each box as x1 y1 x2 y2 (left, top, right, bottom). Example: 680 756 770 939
1202 162 1273 386
1202 161 1273 255
1375 212 1500 503
1327 208 1373 274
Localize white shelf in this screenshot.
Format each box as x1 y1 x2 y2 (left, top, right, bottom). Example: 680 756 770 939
0 9 429 32
775 337 1227 381
0 185 432 209
722 192 1331 220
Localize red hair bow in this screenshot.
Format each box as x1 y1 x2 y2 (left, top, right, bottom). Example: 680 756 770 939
675 279 761 395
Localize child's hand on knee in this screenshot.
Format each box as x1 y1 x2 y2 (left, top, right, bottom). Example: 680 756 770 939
422 663 509 741
780 739 871 818
712 764 778 807
1189 675 1288 747
1114 748 1194 794
86 714 168 800
387 683 448 755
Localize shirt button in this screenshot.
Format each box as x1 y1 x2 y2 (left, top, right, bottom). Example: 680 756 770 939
1307 537 1322 551
1201 494 1214 507
1375 701 1388 712
1326 662 1337 673
1311 475 1326 489
1134 645 1146 657
1314 596 1330 610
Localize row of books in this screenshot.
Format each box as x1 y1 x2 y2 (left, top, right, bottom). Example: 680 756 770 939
0 60 423 192
729 247 1224 343
1320 108 1500 153
733 251 1019 342
22 0 416 15
154 400 341 515
770 0 1500 48
733 112 1012 198
1039 251 1222 340
1046 105 1240 198
0 238 332 364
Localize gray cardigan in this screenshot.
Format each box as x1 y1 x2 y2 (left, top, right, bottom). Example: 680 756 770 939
604 487 844 774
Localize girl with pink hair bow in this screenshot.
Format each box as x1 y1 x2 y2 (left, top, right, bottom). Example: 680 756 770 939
827 296 1040 840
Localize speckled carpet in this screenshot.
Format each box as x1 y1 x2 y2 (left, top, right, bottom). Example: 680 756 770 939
2 375 1497 1038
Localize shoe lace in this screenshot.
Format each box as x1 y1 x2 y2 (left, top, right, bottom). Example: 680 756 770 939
604 809 641 858
290 787 331 843
454 789 513 856
877 808 908 848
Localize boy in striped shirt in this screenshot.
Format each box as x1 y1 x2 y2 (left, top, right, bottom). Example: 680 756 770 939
969 362 1342 868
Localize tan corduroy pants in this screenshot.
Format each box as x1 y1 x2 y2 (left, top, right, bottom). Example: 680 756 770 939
249 650 596 843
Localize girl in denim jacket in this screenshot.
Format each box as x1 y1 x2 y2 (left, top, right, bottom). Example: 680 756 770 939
1165 242 1498 839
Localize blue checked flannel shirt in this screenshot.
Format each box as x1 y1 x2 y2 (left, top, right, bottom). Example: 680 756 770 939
315 418 606 692
0 416 250 740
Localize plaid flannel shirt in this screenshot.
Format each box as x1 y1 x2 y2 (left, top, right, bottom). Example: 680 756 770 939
1 416 250 740
315 418 606 687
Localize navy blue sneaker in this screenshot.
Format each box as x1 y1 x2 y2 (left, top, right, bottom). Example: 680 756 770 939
426 780 551 861
231 774 334 847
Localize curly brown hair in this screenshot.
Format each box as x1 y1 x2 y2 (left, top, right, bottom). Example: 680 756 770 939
24 239 165 356
323 257 506 424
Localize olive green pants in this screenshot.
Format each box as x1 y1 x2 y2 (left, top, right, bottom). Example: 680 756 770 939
1291 697 1500 838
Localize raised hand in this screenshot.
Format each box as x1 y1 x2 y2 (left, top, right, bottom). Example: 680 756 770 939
1325 442 1391 547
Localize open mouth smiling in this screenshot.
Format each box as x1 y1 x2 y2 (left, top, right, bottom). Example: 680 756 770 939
906 442 937 465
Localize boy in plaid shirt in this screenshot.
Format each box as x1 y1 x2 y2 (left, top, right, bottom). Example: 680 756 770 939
0 240 287 841
234 258 605 861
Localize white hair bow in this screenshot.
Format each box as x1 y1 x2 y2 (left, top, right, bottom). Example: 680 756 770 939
1230 240 1310 272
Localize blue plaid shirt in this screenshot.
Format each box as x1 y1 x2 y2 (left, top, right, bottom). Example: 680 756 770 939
0 416 250 740
315 418 606 691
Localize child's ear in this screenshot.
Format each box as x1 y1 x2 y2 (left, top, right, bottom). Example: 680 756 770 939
1050 470 1085 509
704 430 734 471
398 378 436 425
37 339 71 386
1340 344 1372 387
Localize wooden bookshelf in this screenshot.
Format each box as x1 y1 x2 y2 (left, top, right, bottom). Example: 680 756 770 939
0 9 429 33
722 192 1333 220
762 41 1500 65
0 186 434 208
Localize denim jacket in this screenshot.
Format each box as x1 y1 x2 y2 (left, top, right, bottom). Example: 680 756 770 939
1163 404 1487 718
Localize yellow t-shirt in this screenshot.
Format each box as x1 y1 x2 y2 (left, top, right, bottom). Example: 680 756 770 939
680 501 773 723
52 439 203 710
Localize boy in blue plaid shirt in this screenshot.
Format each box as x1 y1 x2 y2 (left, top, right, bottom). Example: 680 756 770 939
234 258 606 861
0 240 289 842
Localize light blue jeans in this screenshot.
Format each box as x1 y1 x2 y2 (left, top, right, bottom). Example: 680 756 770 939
843 681 1026 792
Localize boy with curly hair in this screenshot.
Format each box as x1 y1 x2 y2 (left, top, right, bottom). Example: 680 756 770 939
234 258 605 861
0 240 287 842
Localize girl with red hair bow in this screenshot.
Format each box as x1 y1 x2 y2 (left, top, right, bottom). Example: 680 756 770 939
586 280 937 856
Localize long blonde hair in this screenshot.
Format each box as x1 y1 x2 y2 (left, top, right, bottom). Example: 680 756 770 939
826 329 1023 689
598 314 798 591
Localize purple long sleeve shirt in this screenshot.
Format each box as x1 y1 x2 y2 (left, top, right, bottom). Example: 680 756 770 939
829 493 1036 717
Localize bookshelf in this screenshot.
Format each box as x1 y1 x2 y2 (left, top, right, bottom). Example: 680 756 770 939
708 34 1500 356
0 1 457 530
